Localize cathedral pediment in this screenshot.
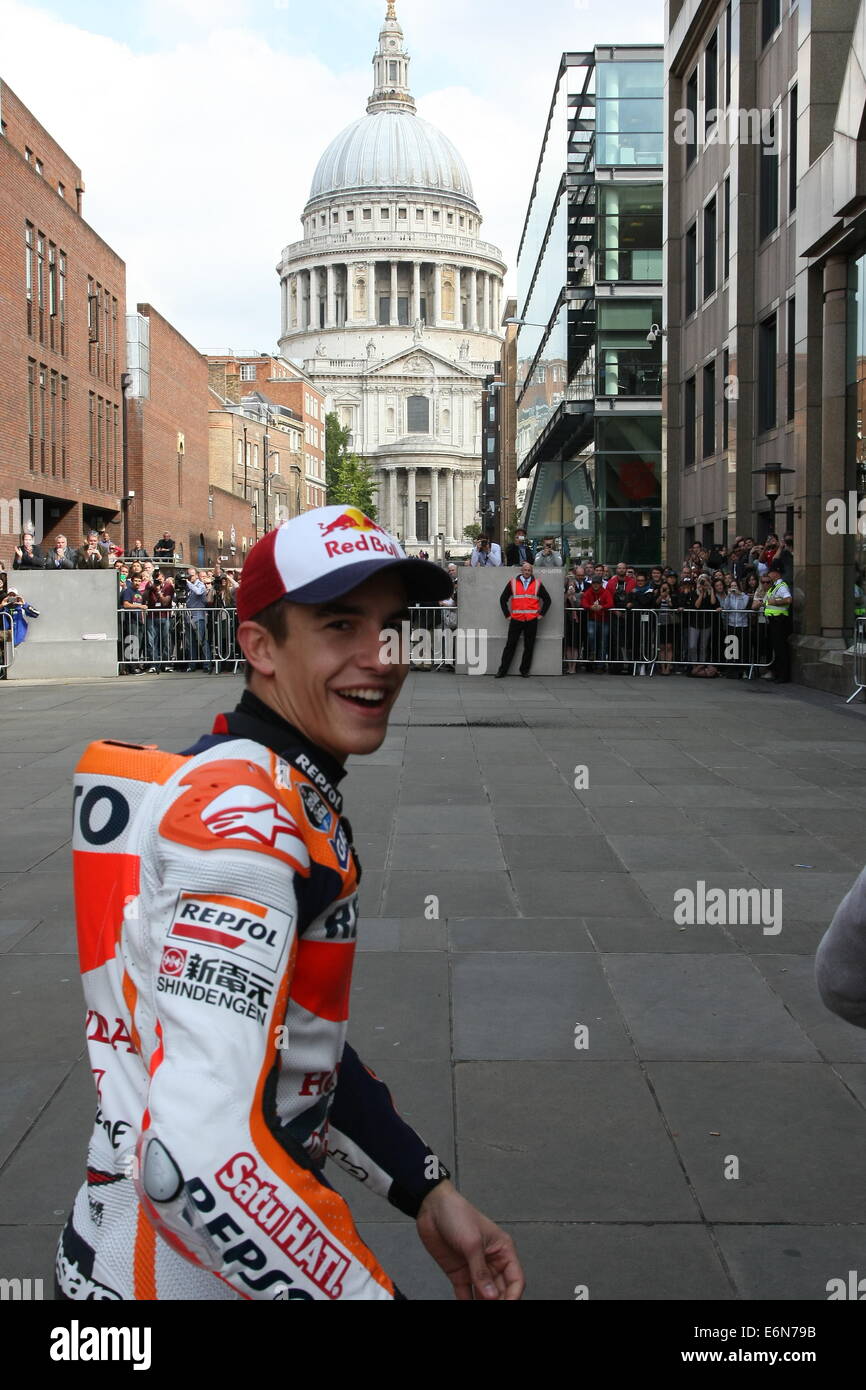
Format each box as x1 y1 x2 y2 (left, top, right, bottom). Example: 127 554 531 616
365 346 483 380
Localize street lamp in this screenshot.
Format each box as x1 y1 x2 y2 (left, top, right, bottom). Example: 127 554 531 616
263 451 281 534
753 463 795 536
504 317 551 328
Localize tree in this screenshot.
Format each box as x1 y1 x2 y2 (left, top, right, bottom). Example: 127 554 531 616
330 453 379 520
463 522 482 543
325 412 351 498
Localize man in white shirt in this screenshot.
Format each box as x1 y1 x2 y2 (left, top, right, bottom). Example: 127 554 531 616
469 536 502 567
533 537 563 569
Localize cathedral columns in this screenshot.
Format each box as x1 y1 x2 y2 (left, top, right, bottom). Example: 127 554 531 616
412 261 421 325
390 261 399 327
430 467 440 542
446 468 455 543
309 267 320 331
406 467 417 543
481 272 489 333
368 260 377 325
326 265 336 330
470 269 479 332
453 267 462 328
389 467 398 535
433 263 442 328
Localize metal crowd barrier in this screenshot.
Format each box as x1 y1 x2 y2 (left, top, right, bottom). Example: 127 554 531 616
564 606 772 675
847 616 866 703
406 605 458 671
116 604 241 675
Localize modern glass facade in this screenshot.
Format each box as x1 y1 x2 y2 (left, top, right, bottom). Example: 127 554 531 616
515 47 663 564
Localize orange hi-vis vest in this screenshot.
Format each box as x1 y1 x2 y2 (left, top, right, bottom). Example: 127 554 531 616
510 576 542 621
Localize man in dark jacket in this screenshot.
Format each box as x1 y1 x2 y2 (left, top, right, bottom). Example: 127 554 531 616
153 533 176 563
12 534 44 570
76 533 109 570
504 529 535 567
45 534 77 570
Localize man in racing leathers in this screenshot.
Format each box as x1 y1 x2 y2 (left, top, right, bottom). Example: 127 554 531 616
58 507 524 1301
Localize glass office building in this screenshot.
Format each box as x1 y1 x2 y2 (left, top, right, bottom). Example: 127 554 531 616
515 47 663 566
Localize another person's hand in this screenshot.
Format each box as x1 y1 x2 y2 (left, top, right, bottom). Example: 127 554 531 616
416 1180 524 1300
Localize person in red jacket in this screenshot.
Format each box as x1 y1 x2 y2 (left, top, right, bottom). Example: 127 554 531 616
581 575 614 667
605 564 636 673
495 561 551 677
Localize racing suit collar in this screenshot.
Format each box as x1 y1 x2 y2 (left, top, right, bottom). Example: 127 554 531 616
213 689 348 813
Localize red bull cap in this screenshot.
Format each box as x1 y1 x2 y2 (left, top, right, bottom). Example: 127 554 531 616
236 506 452 623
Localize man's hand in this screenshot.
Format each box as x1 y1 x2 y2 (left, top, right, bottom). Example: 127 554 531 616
415 1180 524 1300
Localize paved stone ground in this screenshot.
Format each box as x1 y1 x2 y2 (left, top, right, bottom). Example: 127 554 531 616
1 670 866 1301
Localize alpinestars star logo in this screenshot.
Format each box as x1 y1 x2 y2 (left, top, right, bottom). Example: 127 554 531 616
203 787 306 851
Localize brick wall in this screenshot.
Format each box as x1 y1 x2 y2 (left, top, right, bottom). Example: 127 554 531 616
125 305 210 563
0 81 126 565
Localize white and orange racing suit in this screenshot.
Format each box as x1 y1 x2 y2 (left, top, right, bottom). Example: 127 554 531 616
57 692 448 1300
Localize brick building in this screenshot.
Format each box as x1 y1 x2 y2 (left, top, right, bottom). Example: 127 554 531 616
0 80 126 562
207 354 326 511
208 388 304 551
125 304 213 564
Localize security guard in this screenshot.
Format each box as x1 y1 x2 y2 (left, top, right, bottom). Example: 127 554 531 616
755 561 793 683
495 561 552 678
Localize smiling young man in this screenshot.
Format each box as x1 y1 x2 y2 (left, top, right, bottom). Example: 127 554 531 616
59 507 524 1303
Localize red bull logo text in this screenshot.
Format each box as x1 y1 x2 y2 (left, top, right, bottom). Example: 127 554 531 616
318 509 387 538
318 509 399 560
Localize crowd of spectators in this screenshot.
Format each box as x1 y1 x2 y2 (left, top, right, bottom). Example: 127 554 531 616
114 543 240 675
559 531 794 678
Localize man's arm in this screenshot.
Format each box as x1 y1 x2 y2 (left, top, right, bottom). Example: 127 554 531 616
538 583 552 616
499 582 512 619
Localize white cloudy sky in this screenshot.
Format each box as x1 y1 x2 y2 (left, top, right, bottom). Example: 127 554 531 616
1 0 663 352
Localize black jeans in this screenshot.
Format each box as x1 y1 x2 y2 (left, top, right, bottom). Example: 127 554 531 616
498 618 538 675
767 614 793 680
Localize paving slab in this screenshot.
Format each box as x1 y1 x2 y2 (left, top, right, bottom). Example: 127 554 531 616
646 1061 866 1222
452 952 634 1060
456 1061 699 1222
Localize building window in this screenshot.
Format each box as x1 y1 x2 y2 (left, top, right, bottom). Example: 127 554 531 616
703 361 716 456
88 392 95 486
363 208 372 220
789 83 798 212
25 223 34 336
398 207 407 220
416 208 424 220
27 360 36 471
685 221 697 316
61 377 68 478
346 210 354 222
58 252 67 354
388 60 398 82
378 296 390 326
758 313 777 432
787 297 796 420
407 395 430 433
381 206 390 218
432 210 440 223
725 3 732 105
762 0 781 46
722 347 730 448
722 177 730 279
25 147 32 162
36 234 45 344
703 196 717 299
35 157 43 175
447 212 454 225
705 29 718 137
686 68 698 167
58 182 65 198
759 112 779 239
684 376 696 467
240 364 257 381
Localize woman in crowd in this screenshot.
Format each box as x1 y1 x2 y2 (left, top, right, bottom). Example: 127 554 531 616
654 581 676 674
